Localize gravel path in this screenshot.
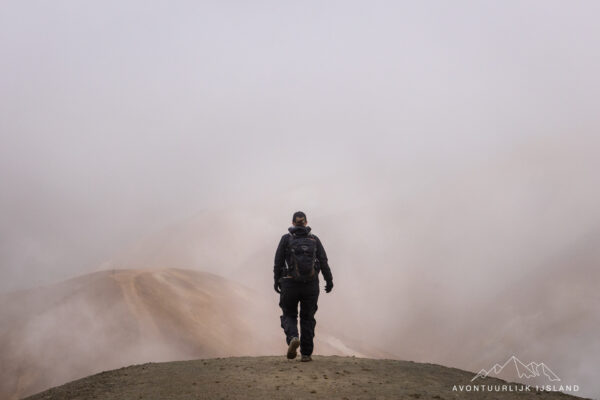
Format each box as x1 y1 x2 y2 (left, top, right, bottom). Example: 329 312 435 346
24 356 585 400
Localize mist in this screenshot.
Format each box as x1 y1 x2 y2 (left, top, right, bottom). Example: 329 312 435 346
1 1 599 398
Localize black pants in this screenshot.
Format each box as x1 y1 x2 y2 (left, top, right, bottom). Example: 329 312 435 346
279 278 320 356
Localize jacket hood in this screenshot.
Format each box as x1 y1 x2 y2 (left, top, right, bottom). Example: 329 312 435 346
288 225 312 236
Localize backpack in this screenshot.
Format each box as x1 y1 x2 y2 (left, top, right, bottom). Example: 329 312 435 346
286 233 317 282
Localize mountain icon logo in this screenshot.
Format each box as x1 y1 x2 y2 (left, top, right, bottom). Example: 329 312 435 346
471 356 561 382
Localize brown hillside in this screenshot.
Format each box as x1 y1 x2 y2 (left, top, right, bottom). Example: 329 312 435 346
0 268 384 400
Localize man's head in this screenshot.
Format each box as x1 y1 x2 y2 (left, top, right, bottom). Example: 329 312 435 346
292 211 307 226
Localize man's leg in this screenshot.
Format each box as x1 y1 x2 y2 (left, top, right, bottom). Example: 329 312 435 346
299 280 320 356
279 282 300 345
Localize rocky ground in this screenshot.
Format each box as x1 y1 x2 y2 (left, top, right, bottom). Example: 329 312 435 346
24 356 585 400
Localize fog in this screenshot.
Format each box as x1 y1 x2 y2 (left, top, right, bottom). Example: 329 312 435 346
1 1 599 398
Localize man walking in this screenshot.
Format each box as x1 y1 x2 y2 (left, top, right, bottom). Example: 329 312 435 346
273 211 334 362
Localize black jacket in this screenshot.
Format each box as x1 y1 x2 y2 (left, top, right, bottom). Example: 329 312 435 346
273 225 333 284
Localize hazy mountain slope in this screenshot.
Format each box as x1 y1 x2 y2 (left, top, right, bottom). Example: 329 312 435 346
24 356 583 400
10 136 598 397
456 229 600 392
0 268 379 400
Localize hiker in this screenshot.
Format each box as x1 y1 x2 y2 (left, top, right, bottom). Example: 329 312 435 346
273 211 334 362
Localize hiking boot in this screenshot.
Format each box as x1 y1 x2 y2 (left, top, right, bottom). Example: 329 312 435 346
301 355 312 362
287 337 300 359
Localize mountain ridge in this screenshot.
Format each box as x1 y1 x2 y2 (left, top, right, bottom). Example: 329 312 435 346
0 268 387 400
23 356 584 400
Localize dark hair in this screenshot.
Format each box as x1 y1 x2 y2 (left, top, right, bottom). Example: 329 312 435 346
292 211 307 223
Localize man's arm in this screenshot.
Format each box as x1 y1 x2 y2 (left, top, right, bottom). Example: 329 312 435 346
315 236 333 284
273 234 288 283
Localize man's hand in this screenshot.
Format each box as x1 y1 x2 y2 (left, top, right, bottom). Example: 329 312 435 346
325 281 334 293
274 281 281 294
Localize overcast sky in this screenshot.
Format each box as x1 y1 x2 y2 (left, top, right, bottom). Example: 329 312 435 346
1 1 599 287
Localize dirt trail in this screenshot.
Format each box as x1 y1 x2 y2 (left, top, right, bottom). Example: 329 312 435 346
24 356 584 400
